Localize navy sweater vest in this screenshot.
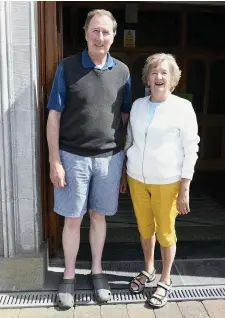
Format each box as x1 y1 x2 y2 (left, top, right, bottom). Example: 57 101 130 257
59 53 129 157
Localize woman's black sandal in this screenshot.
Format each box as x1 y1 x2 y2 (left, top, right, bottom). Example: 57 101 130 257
148 281 172 308
129 269 156 293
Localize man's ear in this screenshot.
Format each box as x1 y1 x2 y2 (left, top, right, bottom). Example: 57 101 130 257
84 28 87 42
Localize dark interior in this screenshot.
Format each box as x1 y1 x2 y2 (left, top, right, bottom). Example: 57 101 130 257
53 1 225 260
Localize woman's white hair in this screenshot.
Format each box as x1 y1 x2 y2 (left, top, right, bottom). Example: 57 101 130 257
142 53 181 92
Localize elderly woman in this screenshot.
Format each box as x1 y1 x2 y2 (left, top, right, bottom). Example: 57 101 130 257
120 53 200 308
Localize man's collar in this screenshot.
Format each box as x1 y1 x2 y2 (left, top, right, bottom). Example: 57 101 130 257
82 49 116 70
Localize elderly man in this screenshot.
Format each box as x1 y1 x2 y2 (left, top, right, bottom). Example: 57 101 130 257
47 9 131 308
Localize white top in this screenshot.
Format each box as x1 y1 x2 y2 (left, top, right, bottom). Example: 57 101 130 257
125 94 200 184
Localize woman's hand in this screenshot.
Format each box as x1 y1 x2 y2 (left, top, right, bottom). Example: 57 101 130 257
120 172 127 193
176 179 190 215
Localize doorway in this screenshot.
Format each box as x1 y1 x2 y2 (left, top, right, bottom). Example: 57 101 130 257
39 1 225 258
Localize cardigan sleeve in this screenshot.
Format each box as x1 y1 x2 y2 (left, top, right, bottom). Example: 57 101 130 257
180 103 200 180
124 119 133 154
124 100 137 154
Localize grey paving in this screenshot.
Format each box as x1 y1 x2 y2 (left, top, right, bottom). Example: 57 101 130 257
0 308 20 318
47 307 75 318
127 303 155 318
75 305 101 318
101 304 129 318
18 307 48 317
203 300 225 318
2 301 225 317
154 302 182 318
178 301 209 317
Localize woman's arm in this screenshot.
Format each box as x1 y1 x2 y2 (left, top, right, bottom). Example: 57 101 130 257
177 103 200 214
120 119 133 193
180 103 200 180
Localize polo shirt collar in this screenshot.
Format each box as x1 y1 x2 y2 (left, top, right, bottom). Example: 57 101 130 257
82 49 116 70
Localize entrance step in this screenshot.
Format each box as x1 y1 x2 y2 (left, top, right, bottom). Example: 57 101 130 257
53 240 225 262
46 258 225 291
79 225 225 243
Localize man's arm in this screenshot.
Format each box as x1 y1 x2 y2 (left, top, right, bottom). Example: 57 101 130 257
122 113 129 128
46 63 67 187
121 75 132 128
47 110 61 165
47 110 66 188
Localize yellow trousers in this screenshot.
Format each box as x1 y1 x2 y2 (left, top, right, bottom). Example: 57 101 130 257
127 176 180 247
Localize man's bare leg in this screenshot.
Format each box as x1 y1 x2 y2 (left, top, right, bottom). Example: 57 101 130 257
89 209 111 303
63 216 83 279
89 209 106 274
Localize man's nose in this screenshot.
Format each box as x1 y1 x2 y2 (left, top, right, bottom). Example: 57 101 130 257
97 31 104 41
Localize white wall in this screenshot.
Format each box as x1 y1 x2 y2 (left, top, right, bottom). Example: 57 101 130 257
0 1 42 257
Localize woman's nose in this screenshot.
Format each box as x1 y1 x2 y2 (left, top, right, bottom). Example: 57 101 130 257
157 73 163 79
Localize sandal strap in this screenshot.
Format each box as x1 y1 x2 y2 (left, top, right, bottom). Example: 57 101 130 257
130 269 156 293
149 293 168 307
150 293 165 302
157 281 172 292
131 277 145 288
140 269 155 282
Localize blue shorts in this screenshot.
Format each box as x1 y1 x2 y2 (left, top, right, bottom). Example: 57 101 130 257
54 150 124 218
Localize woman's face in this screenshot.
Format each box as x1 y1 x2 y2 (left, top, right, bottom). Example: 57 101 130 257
147 60 171 98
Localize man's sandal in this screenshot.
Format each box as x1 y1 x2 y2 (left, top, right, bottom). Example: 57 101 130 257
129 269 156 293
90 273 111 303
56 278 75 309
148 281 172 308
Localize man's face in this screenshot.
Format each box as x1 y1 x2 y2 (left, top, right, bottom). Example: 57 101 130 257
85 14 115 58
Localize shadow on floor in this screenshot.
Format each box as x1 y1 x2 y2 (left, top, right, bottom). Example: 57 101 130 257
45 258 225 291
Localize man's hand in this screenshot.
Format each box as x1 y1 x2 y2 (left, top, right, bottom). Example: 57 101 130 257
50 162 67 188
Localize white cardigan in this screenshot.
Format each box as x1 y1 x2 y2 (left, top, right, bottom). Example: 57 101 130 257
125 94 200 184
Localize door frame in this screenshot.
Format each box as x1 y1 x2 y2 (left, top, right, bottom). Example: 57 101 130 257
38 1 225 257
38 1 62 256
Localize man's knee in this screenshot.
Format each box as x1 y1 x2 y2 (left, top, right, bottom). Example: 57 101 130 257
157 232 177 247
64 216 82 230
89 209 105 223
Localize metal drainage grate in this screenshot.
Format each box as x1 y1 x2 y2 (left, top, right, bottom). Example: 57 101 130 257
0 285 225 308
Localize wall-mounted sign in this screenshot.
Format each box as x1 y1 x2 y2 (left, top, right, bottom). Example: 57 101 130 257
124 30 135 48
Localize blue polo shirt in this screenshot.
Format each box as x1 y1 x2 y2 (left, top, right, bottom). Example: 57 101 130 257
48 49 131 113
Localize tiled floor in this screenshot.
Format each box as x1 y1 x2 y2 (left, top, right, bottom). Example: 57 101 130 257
1 300 225 317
